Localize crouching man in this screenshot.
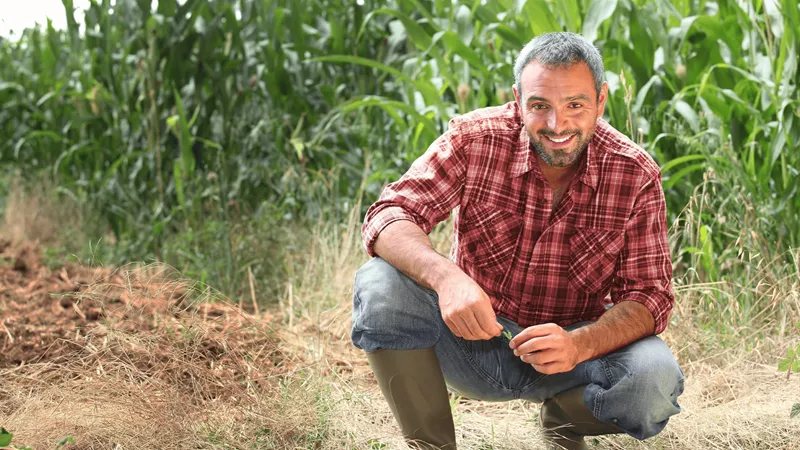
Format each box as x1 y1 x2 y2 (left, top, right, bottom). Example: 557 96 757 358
351 32 685 450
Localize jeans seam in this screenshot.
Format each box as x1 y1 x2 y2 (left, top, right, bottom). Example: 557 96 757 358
516 371 548 393
592 385 604 418
601 358 617 385
351 290 365 333
589 358 615 419
593 358 633 420
452 337 513 394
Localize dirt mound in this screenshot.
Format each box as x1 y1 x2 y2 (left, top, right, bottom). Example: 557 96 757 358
0 242 282 375
0 243 324 449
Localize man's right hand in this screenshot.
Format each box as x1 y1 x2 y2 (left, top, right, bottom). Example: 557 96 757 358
435 269 503 340
372 220 502 341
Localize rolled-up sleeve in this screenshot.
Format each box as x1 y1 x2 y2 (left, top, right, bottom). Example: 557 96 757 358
362 119 468 257
611 175 675 334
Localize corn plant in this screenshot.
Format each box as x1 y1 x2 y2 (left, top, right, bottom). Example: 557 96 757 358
310 0 800 280
0 0 798 305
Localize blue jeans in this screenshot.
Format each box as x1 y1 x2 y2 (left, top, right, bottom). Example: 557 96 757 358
351 257 685 441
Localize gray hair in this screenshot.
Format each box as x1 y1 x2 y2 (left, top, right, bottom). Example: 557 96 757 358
513 32 605 98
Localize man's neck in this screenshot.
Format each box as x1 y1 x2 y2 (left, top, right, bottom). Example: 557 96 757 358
537 154 581 189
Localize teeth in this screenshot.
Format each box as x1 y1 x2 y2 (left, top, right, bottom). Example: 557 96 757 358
547 135 572 143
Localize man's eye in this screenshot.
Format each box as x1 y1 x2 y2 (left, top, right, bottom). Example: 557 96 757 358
570 103 583 108
532 104 549 110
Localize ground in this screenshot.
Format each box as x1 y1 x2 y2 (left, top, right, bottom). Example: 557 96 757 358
0 239 798 449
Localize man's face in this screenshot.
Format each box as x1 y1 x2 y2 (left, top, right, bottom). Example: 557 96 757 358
513 61 608 168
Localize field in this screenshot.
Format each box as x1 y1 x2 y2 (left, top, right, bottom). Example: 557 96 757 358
1 0 799 448
0 193 798 449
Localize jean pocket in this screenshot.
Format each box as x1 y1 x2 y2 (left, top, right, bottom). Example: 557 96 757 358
568 228 624 294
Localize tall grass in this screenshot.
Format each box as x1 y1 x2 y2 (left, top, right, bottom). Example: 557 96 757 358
0 0 798 304
1 0 401 298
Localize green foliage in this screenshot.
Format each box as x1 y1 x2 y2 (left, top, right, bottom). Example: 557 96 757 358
366 439 388 450
0 428 12 447
778 344 800 419
56 436 75 447
0 0 797 304
1 0 396 299
778 344 800 375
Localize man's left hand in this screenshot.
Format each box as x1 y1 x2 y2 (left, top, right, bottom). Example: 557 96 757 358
508 323 585 375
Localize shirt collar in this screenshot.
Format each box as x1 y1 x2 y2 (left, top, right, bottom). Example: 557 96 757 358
510 127 534 178
511 119 601 191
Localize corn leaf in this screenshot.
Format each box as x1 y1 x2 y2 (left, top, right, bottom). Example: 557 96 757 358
582 0 618 43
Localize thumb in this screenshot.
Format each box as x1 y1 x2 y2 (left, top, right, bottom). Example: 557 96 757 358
488 309 503 333
487 309 502 332
476 304 502 336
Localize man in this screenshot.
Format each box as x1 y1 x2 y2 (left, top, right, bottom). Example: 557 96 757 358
351 32 684 450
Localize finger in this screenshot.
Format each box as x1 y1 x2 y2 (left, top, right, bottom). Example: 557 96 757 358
474 302 502 337
509 323 561 349
532 362 565 375
460 313 490 340
520 349 559 366
514 335 558 355
444 317 464 339
471 308 498 340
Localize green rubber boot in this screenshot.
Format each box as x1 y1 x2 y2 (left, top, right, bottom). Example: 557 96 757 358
540 385 624 450
366 348 457 450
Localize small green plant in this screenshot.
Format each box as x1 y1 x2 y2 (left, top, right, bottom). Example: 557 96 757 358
778 344 800 418
0 428 12 447
366 439 387 449
501 330 513 342
56 436 75 447
448 393 462 411
778 344 800 380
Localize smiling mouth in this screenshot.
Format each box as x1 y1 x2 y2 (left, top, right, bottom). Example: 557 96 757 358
545 134 574 143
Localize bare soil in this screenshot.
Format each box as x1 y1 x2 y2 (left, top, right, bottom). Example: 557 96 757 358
0 239 282 374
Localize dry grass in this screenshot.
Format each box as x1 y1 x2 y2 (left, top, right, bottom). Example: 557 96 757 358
273 212 800 450
2 175 90 248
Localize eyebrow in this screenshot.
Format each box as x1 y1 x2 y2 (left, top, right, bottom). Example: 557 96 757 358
525 94 591 104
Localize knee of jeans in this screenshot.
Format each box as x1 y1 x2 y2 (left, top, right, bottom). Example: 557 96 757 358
586 339 684 440
621 362 684 439
627 340 685 399
351 257 441 351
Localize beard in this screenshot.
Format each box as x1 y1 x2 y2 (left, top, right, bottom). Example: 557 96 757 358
530 124 595 168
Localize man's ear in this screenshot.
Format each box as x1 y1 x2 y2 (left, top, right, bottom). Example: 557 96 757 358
512 85 521 106
596 82 609 119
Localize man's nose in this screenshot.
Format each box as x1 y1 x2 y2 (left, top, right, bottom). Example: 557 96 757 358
546 109 566 133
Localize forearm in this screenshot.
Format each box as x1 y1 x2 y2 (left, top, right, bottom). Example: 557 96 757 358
373 220 461 291
569 301 655 362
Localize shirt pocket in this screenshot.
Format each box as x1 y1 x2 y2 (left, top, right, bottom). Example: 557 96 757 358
568 228 624 294
460 204 523 275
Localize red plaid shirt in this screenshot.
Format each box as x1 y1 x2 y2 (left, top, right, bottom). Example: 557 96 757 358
362 102 674 334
